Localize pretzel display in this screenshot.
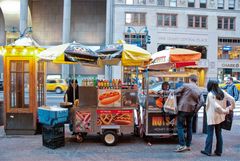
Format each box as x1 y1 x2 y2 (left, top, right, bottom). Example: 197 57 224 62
98 91 121 105
99 114 114 125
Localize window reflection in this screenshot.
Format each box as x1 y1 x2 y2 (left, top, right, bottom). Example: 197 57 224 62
10 61 29 109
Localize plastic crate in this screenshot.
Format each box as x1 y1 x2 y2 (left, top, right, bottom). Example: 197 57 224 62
42 124 65 149
38 106 68 126
43 136 65 149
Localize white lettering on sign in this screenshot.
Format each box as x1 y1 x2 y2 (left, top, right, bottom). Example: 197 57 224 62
152 56 166 64
222 64 240 68
158 33 208 45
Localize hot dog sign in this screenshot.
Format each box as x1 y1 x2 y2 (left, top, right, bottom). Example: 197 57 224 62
98 89 121 107
96 110 133 126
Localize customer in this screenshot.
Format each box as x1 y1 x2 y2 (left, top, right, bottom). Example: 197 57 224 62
174 74 204 152
222 77 239 101
201 80 235 156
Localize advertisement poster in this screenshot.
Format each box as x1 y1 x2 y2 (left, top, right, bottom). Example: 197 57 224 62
98 89 121 107
96 110 133 126
148 113 177 134
75 111 91 132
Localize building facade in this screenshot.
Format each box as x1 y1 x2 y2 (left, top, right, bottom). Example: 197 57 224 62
113 0 240 83
0 0 108 80
0 0 240 83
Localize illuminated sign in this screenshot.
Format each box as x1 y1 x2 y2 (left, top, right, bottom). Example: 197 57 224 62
223 46 232 51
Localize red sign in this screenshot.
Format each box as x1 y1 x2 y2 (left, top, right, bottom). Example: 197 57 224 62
96 110 133 126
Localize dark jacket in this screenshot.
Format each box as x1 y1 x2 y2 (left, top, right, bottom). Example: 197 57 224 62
222 83 239 101
65 86 79 104
174 83 204 113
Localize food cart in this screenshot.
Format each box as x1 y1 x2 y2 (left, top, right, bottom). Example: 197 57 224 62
71 43 151 145
138 48 202 138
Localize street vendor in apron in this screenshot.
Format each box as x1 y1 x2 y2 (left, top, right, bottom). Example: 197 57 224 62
64 79 79 132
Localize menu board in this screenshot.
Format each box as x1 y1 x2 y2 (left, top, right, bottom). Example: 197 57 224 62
98 89 121 107
147 113 177 134
96 110 133 126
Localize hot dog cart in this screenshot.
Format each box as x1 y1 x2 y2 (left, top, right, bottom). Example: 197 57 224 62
138 48 202 138
71 83 139 146
139 70 196 138
70 43 151 146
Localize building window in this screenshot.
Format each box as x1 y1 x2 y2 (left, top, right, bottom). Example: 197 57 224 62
188 15 207 28
228 0 235 9
157 0 165 6
217 17 235 30
125 12 146 26
124 33 147 49
157 14 177 27
126 0 146 5
218 37 240 60
137 0 146 5
169 0 177 7
217 0 224 9
200 0 207 8
188 0 195 7
126 0 134 5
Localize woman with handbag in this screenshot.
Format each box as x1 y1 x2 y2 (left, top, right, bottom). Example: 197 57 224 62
201 80 235 156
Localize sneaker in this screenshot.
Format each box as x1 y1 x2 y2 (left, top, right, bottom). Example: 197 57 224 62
201 150 211 156
174 145 188 152
186 146 191 151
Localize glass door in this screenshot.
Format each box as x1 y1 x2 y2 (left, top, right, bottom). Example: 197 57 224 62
9 60 30 112
37 61 45 107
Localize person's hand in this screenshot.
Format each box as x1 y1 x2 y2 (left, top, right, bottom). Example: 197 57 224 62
225 107 230 114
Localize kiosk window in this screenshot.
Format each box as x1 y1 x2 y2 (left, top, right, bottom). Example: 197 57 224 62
10 61 30 109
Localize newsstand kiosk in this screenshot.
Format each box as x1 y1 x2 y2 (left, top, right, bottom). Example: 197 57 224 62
2 38 46 135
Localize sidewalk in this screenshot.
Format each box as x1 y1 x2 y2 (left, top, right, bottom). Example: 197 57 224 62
0 117 239 161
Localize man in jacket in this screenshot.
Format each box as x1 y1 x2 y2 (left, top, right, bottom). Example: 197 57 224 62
222 77 239 101
174 74 204 152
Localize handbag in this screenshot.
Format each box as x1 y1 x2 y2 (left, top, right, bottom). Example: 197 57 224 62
163 93 177 114
221 110 233 131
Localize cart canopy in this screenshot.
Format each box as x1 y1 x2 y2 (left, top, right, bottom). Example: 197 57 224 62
149 48 201 70
96 44 151 67
38 42 98 64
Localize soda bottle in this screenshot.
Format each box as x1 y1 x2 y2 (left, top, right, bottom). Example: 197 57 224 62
112 79 115 89
109 79 112 89
97 79 101 88
106 80 109 89
118 79 122 89
115 79 118 89
100 80 104 89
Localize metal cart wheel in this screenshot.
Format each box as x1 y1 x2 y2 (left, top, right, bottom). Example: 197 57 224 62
102 130 118 146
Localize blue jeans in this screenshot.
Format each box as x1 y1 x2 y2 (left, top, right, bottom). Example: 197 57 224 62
204 124 223 154
177 111 194 147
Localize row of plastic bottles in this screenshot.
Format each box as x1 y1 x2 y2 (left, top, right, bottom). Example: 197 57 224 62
81 79 97 86
98 79 122 89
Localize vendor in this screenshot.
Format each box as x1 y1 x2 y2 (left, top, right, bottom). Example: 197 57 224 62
64 79 79 105
158 82 171 97
64 79 79 132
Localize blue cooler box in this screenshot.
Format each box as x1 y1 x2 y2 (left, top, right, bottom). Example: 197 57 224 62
38 106 68 126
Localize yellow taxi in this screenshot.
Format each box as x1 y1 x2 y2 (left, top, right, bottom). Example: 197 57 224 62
219 80 240 91
46 79 68 94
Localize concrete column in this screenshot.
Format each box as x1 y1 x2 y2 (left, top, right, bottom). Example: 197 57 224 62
105 0 114 80
20 0 28 35
105 0 114 44
62 0 71 79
